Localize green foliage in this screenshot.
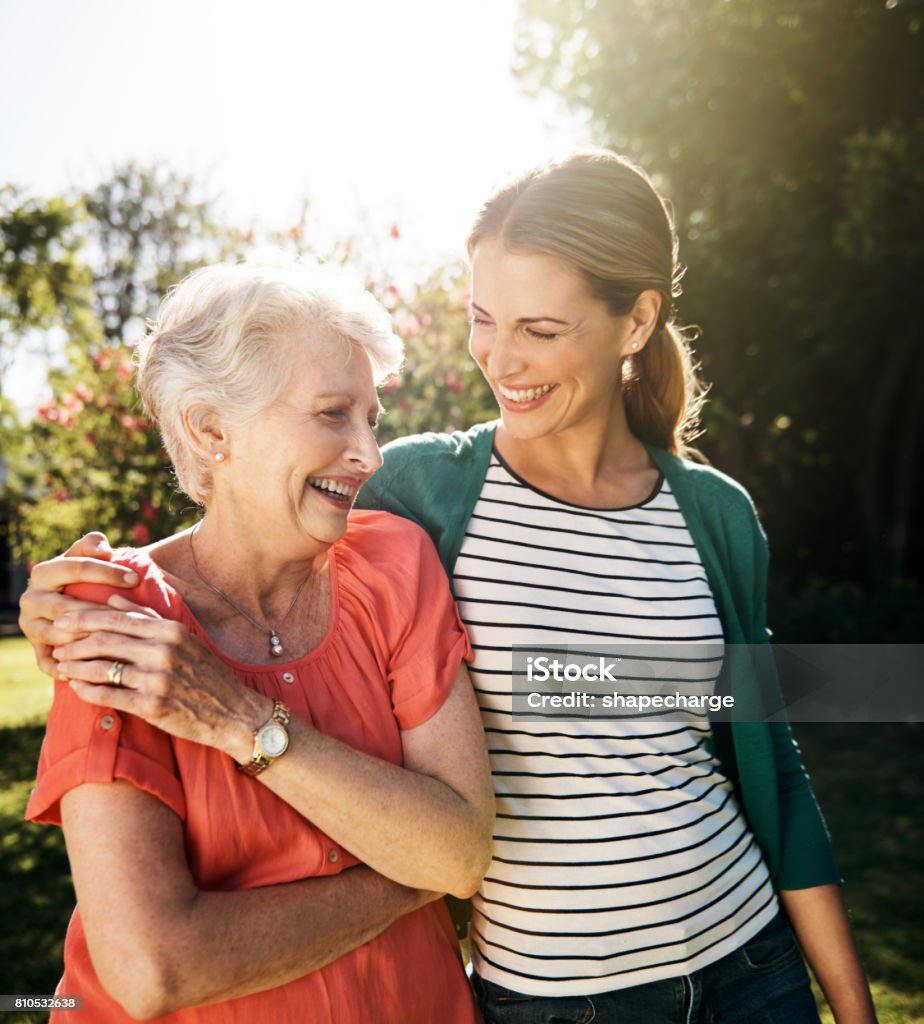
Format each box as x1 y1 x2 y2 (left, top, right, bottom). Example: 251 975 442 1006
6 164 233 563
514 0 924 588
84 164 228 345
0 188 93 395
378 264 496 444
12 342 198 562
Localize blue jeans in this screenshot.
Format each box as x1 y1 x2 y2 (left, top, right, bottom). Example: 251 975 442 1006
472 913 821 1024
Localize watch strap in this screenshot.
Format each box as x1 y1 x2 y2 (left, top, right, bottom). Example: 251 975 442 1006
237 699 291 777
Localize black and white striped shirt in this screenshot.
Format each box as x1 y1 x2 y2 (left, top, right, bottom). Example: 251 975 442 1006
456 452 777 996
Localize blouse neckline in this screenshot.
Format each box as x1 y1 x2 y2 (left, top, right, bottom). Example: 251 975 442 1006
138 543 342 674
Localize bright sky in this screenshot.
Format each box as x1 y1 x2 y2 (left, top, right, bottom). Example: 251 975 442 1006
1 0 587 408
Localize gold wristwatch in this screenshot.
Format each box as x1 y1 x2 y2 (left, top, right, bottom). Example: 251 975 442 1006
237 699 291 777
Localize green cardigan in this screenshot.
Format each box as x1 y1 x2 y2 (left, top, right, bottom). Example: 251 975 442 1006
357 420 840 891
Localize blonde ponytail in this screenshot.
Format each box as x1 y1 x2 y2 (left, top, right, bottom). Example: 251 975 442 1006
624 322 705 455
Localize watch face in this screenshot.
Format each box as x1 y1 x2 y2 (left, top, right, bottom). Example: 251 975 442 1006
259 723 289 758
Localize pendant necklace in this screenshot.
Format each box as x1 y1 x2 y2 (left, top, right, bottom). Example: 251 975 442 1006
188 523 311 657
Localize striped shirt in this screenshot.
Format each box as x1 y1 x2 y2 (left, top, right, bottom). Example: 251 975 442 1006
456 452 777 996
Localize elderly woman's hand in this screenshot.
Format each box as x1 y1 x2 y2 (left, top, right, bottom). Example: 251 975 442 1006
51 600 268 762
19 532 141 676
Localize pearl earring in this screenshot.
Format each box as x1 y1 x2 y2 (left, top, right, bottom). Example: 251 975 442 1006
214 452 225 463
630 342 639 351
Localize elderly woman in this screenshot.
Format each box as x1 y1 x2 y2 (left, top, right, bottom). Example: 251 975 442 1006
24 259 494 1023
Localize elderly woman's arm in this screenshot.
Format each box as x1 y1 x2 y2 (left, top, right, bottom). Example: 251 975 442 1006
61 781 436 1021
53 609 496 899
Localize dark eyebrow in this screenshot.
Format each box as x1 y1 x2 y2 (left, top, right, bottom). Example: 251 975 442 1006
470 301 569 326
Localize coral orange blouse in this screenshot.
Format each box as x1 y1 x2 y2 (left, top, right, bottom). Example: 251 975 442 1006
26 511 481 1023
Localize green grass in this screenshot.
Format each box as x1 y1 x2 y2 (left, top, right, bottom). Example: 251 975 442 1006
794 723 924 1022
0 638 68 1023
0 639 921 1021
0 637 55 728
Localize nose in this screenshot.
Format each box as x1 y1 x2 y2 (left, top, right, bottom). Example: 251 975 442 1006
471 325 525 382
348 422 383 476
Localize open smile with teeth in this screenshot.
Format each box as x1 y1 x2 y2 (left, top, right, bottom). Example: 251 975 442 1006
308 477 359 501
499 383 554 403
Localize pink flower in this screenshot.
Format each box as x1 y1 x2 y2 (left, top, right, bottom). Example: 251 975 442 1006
442 370 463 394
53 488 69 503
389 224 401 240
420 313 433 328
94 351 112 372
131 523 151 544
382 376 402 393
140 501 157 521
60 392 85 415
399 314 421 339
74 382 94 402
116 363 133 382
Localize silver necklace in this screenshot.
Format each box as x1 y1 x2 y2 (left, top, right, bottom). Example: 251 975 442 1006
188 524 311 657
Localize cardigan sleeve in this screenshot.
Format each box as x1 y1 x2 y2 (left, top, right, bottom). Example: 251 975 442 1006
769 721 842 888
356 424 496 576
650 448 841 889
745 500 842 888
358 440 425 521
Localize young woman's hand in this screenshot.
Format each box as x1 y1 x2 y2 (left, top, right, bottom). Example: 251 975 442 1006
19 533 140 675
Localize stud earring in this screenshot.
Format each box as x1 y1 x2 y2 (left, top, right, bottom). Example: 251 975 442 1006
214 452 225 463
630 342 639 351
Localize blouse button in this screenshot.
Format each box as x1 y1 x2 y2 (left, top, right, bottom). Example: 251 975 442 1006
328 849 339 864
282 672 295 685
100 715 115 730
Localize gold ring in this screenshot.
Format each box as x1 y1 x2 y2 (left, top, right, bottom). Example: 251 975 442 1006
107 661 126 687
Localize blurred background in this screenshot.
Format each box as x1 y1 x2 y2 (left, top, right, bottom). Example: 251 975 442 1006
1 0 922 1020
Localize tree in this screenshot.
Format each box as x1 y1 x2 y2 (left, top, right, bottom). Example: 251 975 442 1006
514 0 924 589
0 188 92 399
85 163 231 346
9 165 232 562
377 265 495 445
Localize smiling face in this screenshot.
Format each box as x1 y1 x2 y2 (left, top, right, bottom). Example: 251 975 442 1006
216 327 383 559
469 238 642 445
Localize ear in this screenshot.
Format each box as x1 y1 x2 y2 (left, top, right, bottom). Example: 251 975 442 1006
182 404 229 462
622 290 662 356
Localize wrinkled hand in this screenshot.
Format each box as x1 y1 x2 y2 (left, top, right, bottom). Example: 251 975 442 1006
19 532 141 677
52 603 269 763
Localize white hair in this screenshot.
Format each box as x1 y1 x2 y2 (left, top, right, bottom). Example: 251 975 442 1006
136 256 403 503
